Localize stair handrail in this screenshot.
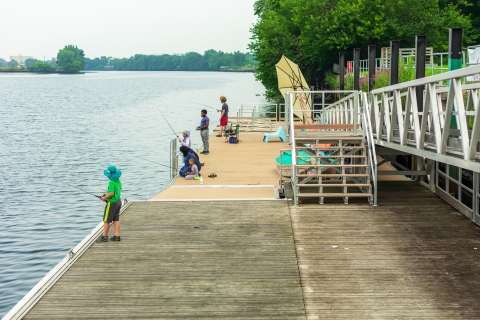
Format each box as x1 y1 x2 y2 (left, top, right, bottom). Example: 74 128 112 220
287 92 298 205
361 92 378 206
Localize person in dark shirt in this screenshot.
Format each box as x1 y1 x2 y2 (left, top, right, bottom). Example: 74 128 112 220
179 146 202 176
197 109 210 154
217 96 229 137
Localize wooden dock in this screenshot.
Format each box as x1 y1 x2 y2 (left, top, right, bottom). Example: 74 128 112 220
293 181 480 319
23 201 305 319
151 133 289 201
11 130 480 319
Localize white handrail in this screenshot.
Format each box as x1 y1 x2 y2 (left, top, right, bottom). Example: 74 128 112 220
370 65 480 167
289 93 298 205
362 92 378 205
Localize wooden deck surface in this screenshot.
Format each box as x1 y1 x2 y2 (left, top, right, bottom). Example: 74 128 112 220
21 128 478 319
151 132 288 200
151 131 403 200
24 200 305 319
292 181 480 319
21 183 480 319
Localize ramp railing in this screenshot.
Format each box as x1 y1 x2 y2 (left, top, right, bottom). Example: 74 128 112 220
370 65 480 172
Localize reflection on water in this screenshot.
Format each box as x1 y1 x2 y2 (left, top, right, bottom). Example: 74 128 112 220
0 71 265 316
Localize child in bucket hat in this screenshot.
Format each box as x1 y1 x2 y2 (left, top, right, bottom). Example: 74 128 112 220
100 165 122 242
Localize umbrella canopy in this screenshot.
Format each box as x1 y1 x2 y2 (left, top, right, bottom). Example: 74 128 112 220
276 55 313 124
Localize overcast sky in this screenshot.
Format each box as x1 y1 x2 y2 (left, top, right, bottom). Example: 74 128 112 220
0 0 258 61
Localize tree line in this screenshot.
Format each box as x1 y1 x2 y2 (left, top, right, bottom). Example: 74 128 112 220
250 0 480 100
84 50 256 71
0 45 85 72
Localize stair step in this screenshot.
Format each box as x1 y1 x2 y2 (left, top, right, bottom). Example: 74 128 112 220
296 155 367 159
296 173 370 177
295 146 365 150
296 164 368 168
294 136 365 141
297 193 373 198
297 183 371 187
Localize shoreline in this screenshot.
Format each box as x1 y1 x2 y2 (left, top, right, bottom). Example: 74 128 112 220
0 69 255 74
0 69 80 74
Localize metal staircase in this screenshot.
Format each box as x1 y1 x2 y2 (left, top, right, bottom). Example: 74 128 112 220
293 133 372 204
283 90 377 206
281 66 480 226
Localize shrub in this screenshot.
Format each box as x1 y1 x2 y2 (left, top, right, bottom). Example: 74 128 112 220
324 71 339 90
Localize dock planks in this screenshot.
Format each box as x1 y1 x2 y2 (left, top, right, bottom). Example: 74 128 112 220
151 132 288 201
292 181 480 319
16 126 480 319
24 200 305 319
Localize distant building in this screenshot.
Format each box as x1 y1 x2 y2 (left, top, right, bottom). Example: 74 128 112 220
10 55 34 66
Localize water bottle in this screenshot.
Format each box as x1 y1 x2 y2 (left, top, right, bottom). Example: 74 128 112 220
199 176 204 185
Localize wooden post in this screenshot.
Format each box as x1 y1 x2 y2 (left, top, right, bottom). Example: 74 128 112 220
368 45 376 92
415 35 426 112
353 48 360 91
390 41 400 86
339 51 345 91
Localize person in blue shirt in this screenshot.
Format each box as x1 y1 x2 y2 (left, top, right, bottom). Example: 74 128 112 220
179 146 202 177
197 109 210 154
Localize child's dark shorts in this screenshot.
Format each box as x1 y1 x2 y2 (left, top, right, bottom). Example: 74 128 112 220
103 200 122 223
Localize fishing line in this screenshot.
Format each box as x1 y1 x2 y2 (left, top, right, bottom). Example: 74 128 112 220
139 157 177 170
63 182 102 199
189 101 221 112
156 106 180 139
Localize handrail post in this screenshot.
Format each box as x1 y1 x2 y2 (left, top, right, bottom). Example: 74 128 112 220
170 138 178 180
353 92 358 135
279 150 283 187
289 92 298 206
285 93 291 143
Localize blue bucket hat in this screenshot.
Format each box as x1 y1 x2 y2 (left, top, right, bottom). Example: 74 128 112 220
104 165 122 180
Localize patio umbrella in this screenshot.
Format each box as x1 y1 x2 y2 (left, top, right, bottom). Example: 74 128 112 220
276 55 313 124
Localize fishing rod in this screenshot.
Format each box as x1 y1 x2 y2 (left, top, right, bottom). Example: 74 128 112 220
139 157 176 170
64 182 102 199
189 101 221 112
156 106 179 139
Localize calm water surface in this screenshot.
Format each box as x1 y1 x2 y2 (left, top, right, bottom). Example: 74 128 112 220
0 71 265 316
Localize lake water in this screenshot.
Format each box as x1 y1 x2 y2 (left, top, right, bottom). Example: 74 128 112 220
0 71 265 316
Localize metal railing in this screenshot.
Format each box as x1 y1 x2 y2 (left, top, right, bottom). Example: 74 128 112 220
362 92 378 205
348 51 467 77
316 91 361 134
370 64 480 172
286 92 298 205
169 138 178 180
283 90 375 205
316 91 378 205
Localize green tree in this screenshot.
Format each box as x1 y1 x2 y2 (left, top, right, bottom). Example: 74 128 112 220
25 58 39 68
250 0 472 101
106 50 255 71
439 0 479 45
57 45 85 71
28 61 53 71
